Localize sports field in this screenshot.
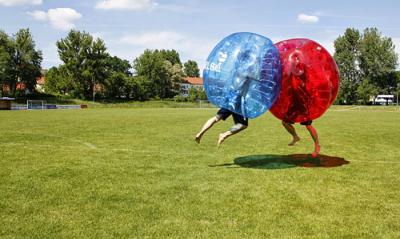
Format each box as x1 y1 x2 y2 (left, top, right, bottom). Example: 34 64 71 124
1 106 400 238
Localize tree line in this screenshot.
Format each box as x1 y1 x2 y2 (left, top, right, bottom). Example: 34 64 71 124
49 30 201 101
334 28 399 104
0 29 201 101
0 27 399 104
0 29 42 97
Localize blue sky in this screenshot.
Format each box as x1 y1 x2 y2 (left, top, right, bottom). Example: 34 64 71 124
0 0 399 69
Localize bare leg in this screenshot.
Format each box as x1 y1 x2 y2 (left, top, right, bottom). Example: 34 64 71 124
306 125 320 158
282 121 300 146
217 131 234 147
218 124 247 147
195 116 220 144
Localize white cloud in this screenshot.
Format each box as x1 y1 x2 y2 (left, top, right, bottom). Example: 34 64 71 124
28 8 82 31
95 0 157 10
0 0 41 6
117 31 215 68
120 31 186 49
27 10 47 20
297 14 319 23
48 8 82 31
392 37 400 69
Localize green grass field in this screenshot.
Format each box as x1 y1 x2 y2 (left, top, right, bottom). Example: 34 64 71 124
1 106 400 238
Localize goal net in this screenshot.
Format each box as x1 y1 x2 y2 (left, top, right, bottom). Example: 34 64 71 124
27 100 46 110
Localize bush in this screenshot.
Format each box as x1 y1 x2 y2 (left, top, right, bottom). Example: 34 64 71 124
173 95 187 102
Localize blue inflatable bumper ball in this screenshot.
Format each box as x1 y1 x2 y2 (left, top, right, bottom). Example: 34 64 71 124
203 32 281 119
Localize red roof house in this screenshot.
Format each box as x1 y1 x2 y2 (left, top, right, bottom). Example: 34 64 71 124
180 77 204 96
184 77 203 85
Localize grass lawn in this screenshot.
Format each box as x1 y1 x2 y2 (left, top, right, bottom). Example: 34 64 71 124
1 106 399 238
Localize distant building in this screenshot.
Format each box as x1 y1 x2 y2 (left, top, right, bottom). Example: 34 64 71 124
35 75 45 93
180 77 203 97
2 72 46 95
0 97 14 110
2 82 28 94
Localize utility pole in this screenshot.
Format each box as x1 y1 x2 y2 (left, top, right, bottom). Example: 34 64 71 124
92 75 95 103
397 83 399 109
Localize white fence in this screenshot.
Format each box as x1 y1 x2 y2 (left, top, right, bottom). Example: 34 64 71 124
11 104 83 110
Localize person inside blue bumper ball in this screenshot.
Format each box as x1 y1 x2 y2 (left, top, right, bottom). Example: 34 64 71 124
195 108 248 147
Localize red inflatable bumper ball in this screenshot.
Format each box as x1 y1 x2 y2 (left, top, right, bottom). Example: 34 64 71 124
270 38 339 123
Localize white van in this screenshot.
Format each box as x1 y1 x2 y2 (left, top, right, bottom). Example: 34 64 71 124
374 95 394 105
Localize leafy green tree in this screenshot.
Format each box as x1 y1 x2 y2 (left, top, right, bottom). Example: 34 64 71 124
0 48 8 96
131 75 151 101
57 30 92 99
106 55 132 76
13 29 43 96
104 72 129 98
164 60 185 95
134 49 165 98
183 60 200 77
187 87 207 102
0 29 42 97
45 65 74 95
334 27 398 104
334 28 361 104
87 38 109 100
395 71 400 104
359 28 398 93
0 30 14 97
159 49 181 66
198 88 207 100
188 87 197 102
102 56 132 98
57 30 108 99
133 49 184 99
356 79 379 104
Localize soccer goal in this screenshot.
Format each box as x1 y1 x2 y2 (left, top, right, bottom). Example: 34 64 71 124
27 100 47 110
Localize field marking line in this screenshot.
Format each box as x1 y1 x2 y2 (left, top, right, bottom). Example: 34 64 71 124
108 148 207 155
1 141 97 150
331 106 361 111
330 106 400 113
42 134 98 150
1 143 198 155
334 110 400 113
4 133 98 150
350 159 400 164
81 142 97 149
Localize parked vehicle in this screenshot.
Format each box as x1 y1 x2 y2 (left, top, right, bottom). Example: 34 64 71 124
374 95 394 105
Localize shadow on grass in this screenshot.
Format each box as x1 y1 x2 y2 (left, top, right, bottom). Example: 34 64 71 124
210 154 349 170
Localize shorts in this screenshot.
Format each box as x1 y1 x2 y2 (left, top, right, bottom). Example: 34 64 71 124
284 119 313 126
217 108 248 126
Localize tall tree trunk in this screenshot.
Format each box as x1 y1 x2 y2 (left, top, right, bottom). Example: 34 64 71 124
11 81 16 97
